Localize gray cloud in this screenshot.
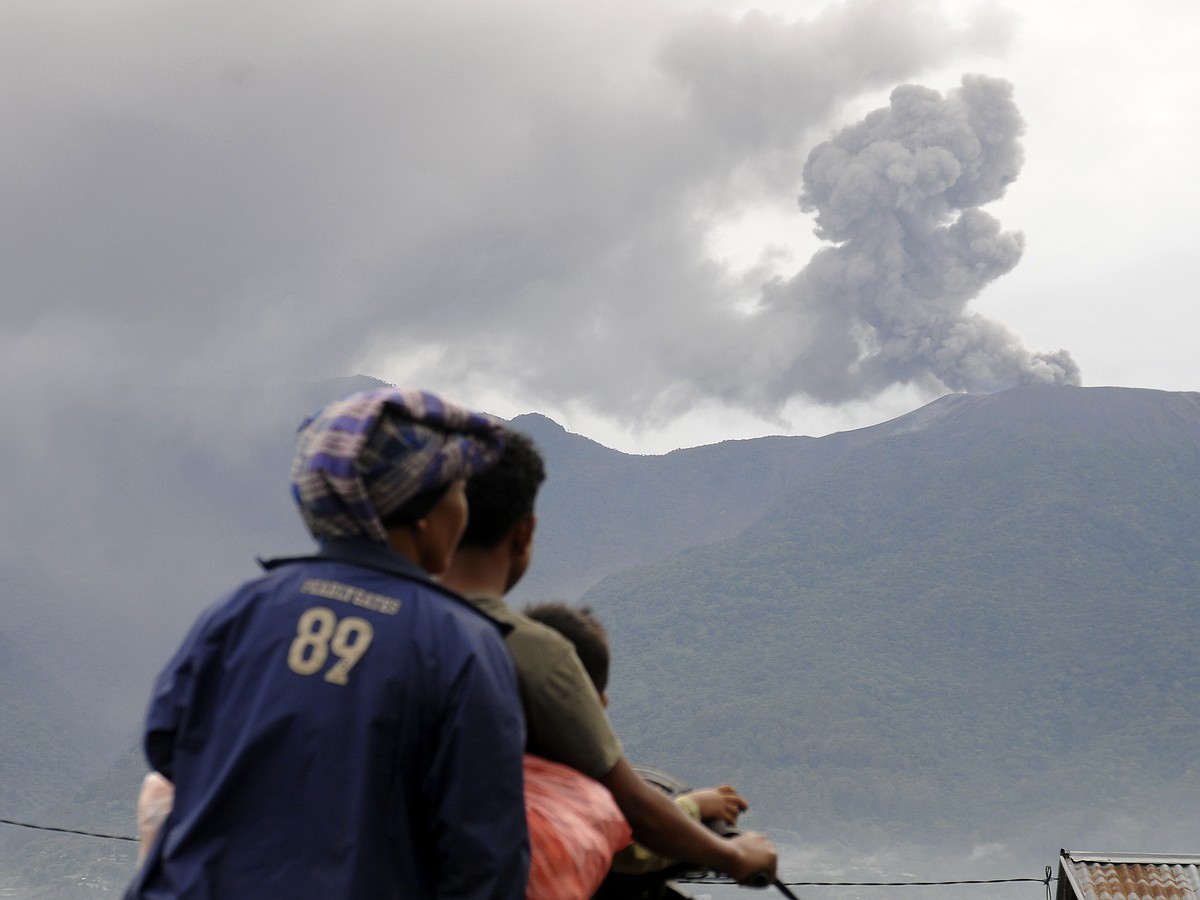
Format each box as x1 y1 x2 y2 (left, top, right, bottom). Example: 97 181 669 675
0 0 1039 432
771 74 1082 402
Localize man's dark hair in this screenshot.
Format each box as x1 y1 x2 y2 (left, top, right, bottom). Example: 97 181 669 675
460 428 546 548
523 602 609 695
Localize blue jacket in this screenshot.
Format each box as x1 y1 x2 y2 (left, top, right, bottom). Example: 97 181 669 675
127 540 529 899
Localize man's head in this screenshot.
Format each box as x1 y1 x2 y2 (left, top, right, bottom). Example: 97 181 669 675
289 387 504 572
441 427 545 591
523 602 610 703
459 429 546 548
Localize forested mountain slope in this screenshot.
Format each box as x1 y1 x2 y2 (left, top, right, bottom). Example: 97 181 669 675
587 386 1200 855
507 413 864 601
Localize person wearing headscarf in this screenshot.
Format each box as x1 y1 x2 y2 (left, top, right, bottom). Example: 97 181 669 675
125 387 529 900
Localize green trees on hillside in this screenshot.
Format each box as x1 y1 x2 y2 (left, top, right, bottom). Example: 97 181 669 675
588 393 1200 851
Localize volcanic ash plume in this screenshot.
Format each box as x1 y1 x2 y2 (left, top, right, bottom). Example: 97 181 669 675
764 74 1081 404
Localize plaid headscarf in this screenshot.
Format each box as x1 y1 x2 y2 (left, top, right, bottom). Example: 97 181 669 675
290 387 505 543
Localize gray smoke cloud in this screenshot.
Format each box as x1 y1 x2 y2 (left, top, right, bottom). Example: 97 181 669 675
784 74 1082 401
0 0 1028 434
547 73 1082 417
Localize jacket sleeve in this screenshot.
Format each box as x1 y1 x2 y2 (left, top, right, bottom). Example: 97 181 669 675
142 615 210 780
141 591 234 778
426 628 530 899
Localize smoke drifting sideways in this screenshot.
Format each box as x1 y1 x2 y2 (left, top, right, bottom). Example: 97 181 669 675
758 74 1081 405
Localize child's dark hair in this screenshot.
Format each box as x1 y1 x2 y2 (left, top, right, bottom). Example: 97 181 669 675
523 602 610 695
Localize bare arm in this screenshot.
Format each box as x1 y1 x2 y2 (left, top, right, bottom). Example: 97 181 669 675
599 757 775 883
136 773 175 867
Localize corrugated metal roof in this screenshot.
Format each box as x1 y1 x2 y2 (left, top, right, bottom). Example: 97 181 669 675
1058 851 1200 900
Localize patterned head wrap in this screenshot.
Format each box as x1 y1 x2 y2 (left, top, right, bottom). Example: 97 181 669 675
290 387 505 543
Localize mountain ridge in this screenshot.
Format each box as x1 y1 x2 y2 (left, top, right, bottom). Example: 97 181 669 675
582 385 1199 856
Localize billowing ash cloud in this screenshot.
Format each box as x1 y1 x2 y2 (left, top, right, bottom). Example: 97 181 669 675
396 72 1080 421
773 74 1082 401
0 0 1049 434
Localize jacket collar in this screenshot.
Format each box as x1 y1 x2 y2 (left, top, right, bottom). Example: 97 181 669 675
261 539 431 583
259 540 511 634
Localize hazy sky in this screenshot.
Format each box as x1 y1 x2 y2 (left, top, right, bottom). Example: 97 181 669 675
3 0 1196 453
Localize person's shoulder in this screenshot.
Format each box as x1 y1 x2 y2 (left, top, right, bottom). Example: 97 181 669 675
458 592 577 655
509 609 575 649
182 570 279 638
365 581 519 663
494 602 574 651
505 610 585 680
433 587 515 640
268 552 508 633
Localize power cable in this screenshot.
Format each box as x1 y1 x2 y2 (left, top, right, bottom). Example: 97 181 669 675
679 866 1056 891
0 817 137 843
3 817 1059 898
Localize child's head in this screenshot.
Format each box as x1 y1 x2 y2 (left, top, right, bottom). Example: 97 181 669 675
523 602 610 704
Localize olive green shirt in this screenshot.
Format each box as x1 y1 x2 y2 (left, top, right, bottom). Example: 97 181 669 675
461 592 623 780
